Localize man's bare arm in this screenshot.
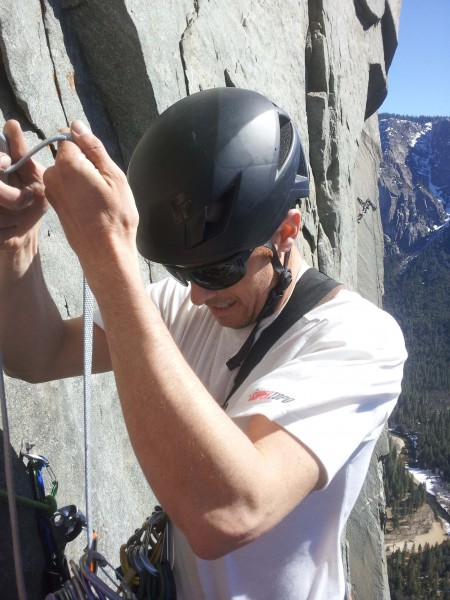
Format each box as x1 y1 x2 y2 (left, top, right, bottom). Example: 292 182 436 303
0 120 111 382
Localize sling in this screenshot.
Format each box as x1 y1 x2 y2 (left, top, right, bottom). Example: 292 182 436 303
223 267 341 409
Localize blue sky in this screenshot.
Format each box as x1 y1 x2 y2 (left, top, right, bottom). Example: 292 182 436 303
380 0 450 117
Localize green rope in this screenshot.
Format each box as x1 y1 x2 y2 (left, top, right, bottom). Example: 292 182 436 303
0 489 57 516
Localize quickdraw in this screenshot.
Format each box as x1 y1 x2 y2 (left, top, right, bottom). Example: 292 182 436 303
45 545 137 600
119 506 176 599
47 507 176 599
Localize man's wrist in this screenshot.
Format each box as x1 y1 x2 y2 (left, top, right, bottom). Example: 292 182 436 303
82 244 142 304
0 232 40 282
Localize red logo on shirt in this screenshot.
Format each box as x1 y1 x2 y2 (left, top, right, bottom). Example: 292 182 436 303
249 390 272 402
248 390 294 404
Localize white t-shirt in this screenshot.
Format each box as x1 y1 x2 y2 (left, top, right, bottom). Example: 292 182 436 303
95 266 407 600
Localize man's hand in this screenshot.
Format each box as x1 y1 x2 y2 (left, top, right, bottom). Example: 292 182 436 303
43 120 139 285
0 120 47 254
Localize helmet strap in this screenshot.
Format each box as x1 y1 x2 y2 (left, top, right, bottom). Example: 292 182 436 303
254 241 292 319
226 242 292 371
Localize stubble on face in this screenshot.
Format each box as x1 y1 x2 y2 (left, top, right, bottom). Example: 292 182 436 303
203 248 277 329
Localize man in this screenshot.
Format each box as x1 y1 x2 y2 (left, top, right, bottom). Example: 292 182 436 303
0 88 406 599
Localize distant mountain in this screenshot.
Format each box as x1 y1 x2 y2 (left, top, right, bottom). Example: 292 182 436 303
378 114 450 254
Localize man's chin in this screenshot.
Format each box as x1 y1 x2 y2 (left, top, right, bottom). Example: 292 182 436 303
209 308 253 330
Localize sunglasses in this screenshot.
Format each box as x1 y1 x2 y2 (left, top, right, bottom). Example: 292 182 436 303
164 248 254 290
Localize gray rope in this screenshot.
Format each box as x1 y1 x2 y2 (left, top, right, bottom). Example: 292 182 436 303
83 278 94 546
0 350 28 600
0 133 72 174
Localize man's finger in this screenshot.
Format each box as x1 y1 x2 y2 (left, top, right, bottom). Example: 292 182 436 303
0 153 12 171
66 120 120 181
3 120 31 164
0 181 35 210
2 120 46 182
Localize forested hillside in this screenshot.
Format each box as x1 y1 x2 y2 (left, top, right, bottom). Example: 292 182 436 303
383 442 427 529
388 540 450 599
384 224 450 479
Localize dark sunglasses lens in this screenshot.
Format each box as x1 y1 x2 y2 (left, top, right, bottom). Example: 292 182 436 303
190 263 245 290
165 249 252 290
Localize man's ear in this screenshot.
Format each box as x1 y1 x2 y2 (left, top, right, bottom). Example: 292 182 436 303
272 209 301 252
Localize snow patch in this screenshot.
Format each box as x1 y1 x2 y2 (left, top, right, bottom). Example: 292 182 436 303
409 122 432 148
408 466 450 527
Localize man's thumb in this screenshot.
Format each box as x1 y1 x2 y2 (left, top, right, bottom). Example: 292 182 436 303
70 119 90 137
69 120 112 174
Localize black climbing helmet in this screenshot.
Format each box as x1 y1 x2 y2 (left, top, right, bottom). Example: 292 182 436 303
127 87 309 266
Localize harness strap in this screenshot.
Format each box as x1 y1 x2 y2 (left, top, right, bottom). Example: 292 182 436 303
222 268 342 409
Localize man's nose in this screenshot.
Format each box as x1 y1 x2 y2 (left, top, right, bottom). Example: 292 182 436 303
190 282 216 306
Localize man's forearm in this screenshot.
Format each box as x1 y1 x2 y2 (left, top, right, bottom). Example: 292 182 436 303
0 239 66 382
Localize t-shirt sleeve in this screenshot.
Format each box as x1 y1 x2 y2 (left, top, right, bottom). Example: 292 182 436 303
227 298 407 487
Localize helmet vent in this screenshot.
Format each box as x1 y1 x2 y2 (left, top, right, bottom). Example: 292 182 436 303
203 181 237 242
278 119 293 170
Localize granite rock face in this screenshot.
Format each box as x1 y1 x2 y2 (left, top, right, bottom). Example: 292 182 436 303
0 1 401 598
